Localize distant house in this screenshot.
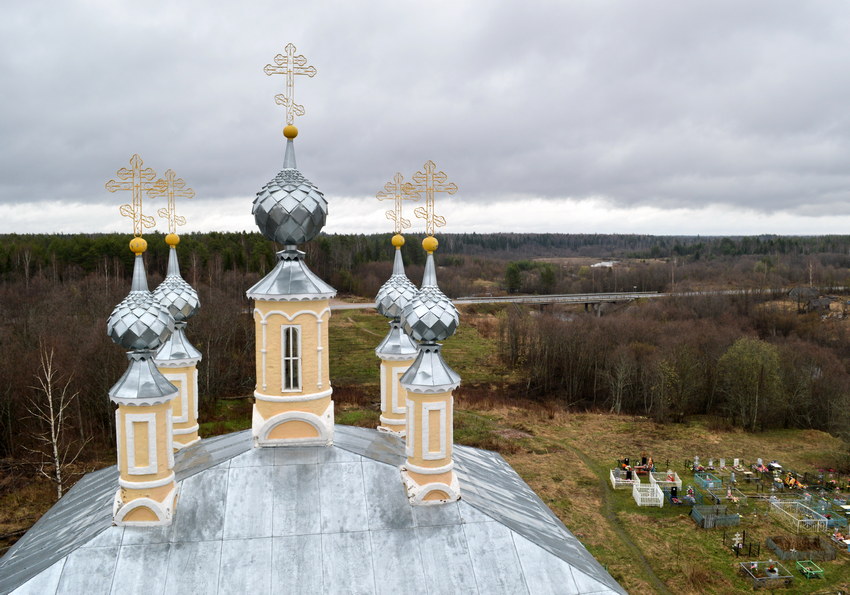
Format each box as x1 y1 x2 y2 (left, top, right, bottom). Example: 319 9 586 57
789 287 833 313
788 287 818 302
808 297 834 312
590 261 618 269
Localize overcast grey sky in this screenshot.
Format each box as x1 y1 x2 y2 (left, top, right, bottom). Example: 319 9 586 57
2 1 849 236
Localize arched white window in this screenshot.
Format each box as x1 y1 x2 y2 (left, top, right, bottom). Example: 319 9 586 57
281 325 301 391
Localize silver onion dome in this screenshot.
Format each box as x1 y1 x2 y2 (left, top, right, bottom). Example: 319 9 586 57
375 247 418 319
153 247 200 322
400 251 459 343
107 254 175 351
252 139 327 245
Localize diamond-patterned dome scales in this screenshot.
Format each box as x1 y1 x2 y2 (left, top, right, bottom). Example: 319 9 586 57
252 139 328 246
107 254 175 352
153 247 200 323
399 250 461 391
375 248 417 320
400 252 459 344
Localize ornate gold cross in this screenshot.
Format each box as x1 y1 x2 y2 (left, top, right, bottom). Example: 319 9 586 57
404 160 458 236
149 169 195 235
105 154 157 237
264 43 317 125
376 172 419 234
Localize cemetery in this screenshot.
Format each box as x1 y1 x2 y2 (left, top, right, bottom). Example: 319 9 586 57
607 451 850 590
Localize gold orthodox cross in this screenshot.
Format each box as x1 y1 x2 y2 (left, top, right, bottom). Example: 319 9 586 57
404 160 458 236
264 43 317 125
105 154 157 237
376 172 419 234
149 169 194 235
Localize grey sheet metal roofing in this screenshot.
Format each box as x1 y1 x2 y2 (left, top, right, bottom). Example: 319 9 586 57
374 320 418 360
0 426 625 595
246 248 336 301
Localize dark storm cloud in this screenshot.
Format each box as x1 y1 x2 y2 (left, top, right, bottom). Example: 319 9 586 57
1 0 849 232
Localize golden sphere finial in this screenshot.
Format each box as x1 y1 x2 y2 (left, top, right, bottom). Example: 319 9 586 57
283 124 299 139
391 234 405 248
165 233 180 247
422 236 438 254
129 237 148 255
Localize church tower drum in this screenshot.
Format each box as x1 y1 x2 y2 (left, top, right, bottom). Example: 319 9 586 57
248 45 335 447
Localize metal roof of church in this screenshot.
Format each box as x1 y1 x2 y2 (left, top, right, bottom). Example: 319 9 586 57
0 426 625 595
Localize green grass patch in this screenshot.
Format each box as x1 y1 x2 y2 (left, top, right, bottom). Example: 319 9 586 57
335 408 379 428
328 306 515 388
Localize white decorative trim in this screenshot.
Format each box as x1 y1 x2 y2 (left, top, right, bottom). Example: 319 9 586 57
391 366 408 415
173 423 200 436
173 435 201 450
405 399 414 457
404 382 460 394
255 307 331 323
375 351 418 362
248 292 334 302
280 324 302 392
400 467 460 506
378 415 406 427
379 362 387 412
162 372 189 424
112 393 176 407
119 472 175 489
254 388 333 403
166 409 174 469
193 368 199 420
316 318 324 390
115 409 121 474
260 317 268 391
403 460 455 475
421 401 447 460
156 357 200 368
377 424 405 438
125 413 158 475
113 486 177 526
252 401 334 447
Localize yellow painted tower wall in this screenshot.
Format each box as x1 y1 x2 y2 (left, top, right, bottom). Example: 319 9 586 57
114 400 177 524
402 389 460 504
251 299 334 445
378 357 415 435
158 364 200 449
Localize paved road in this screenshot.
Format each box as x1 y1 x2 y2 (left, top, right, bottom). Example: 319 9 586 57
330 287 833 311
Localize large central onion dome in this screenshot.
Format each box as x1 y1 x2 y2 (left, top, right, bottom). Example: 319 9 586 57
252 139 327 245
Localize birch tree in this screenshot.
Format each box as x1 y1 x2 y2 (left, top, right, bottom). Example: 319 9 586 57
25 347 88 500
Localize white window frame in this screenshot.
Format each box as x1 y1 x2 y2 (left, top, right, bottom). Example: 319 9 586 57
281 325 302 392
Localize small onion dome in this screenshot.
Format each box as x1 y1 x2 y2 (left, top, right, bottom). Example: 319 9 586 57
375 238 417 319
400 240 459 343
107 252 175 351
153 246 200 322
252 139 327 245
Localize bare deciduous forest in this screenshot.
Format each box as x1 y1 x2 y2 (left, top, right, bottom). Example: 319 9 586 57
2 230 850 517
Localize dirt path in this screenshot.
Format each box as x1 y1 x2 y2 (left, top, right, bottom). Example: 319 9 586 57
562 441 673 595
